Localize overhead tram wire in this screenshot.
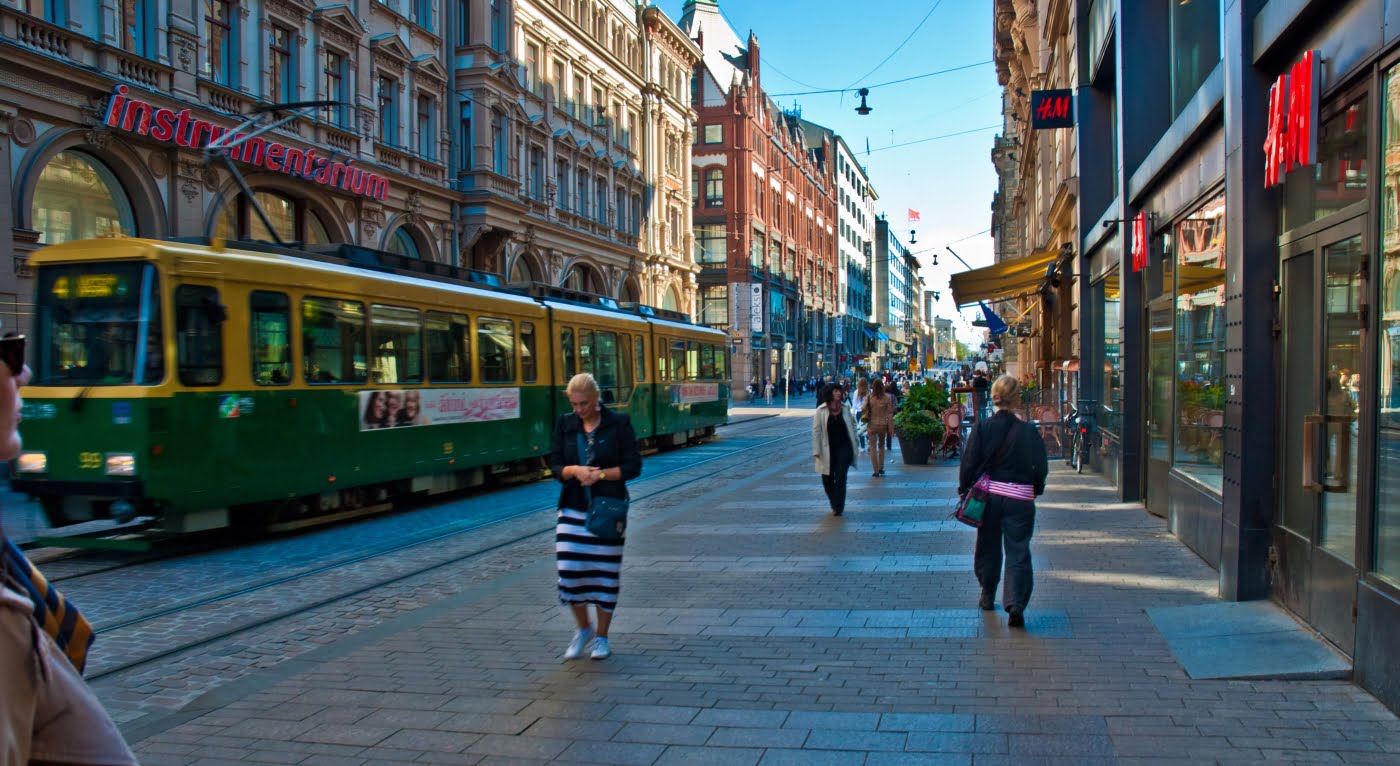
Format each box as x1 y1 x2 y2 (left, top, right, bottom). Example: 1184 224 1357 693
712 3 829 92
843 0 947 89
769 60 993 98
865 124 1000 154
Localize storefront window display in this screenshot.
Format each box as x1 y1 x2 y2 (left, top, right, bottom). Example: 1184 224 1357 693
1172 192 1227 490
32 150 136 244
1098 267 1122 437
1372 66 1400 586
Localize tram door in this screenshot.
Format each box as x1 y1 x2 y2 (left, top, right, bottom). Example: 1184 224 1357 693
1276 217 1367 653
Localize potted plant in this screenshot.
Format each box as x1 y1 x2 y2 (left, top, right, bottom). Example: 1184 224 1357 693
894 409 944 465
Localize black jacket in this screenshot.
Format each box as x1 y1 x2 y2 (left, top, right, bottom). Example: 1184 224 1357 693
550 406 642 510
958 410 1048 496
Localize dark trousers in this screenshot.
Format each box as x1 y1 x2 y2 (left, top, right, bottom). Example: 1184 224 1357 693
821 454 852 513
974 494 1036 612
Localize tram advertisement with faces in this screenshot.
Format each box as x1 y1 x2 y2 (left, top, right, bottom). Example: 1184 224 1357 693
359 388 521 430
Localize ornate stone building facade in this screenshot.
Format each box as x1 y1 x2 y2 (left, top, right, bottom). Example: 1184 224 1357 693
988 0 1079 383
452 0 700 313
0 0 458 333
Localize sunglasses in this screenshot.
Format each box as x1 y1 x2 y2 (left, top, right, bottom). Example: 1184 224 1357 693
0 335 25 378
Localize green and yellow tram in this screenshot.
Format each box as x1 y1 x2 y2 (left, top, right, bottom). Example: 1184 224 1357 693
11 237 727 534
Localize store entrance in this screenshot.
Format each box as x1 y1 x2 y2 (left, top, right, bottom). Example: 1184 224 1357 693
1276 215 1367 653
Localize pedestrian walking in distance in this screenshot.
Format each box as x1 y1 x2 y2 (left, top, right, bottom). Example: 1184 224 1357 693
813 383 859 516
551 373 642 660
863 378 895 476
851 377 870 452
958 375 1048 628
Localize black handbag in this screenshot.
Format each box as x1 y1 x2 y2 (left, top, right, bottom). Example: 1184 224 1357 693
576 431 628 541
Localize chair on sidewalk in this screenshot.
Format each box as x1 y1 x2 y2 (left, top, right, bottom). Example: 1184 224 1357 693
937 407 963 459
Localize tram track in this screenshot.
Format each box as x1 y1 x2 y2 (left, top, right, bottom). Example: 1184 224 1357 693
85 412 804 682
43 412 786 584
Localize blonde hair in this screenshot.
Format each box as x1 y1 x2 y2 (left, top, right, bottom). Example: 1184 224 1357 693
566 373 600 398
856 377 869 395
990 374 1021 409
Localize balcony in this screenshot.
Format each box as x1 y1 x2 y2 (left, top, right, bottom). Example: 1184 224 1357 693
3 9 77 62
460 169 520 200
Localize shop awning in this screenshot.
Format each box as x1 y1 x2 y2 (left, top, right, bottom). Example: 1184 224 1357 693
876 330 890 342
949 247 1060 307
1177 265 1226 294
863 328 878 340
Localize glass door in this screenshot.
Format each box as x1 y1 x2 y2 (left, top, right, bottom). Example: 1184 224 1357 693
1276 218 1366 653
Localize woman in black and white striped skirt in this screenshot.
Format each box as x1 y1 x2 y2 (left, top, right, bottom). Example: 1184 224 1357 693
549 373 642 660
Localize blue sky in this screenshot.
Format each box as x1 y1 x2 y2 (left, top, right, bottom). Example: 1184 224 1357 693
651 0 1001 342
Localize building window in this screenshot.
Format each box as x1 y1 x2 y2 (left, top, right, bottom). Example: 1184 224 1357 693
31 150 136 244
491 109 508 174
1170 192 1226 490
489 0 504 51
1169 0 1221 118
573 75 585 119
750 232 763 270
576 172 589 217
1374 68 1400 585
120 0 154 56
387 227 422 259
203 0 236 87
553 61 566 107
1282 99 1370 231
529 146 544 200
1100 268 1122 438
213 190 331 244
594 177 607 224
704 168 723 207
377 76 399 146
526 42 541 96
703 124 722 144
555 159 569 209
323 51 348 127
417 94 435 159
701 285 728 327
270 25 295 103
667 206 681 250
630 193 641 236
413 0 431 31
615 185 627 231
454 0 468 46
694 224 725 264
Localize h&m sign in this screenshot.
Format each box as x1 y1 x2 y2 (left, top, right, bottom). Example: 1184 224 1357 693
1030 89 1074 129
1264 50 1321 188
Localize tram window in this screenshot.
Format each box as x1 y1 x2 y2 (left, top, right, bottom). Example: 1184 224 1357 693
426 312 471 382
579 330 594 374
521 322 537 383
370 305 422 384
477 317 515 383
656 337 668 381
175 285 224 386
714 343 727 379
250 291 291 385
700 344 715 379
302 297 367 384
561 327 576 380
686 341 699 381
34 263 162 386
595 331 618 400
618 333 632 391
634 337 645 383
670 339 686 381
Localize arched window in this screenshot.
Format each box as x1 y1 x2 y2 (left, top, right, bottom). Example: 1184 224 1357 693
662 285 680 312
620 278 640 304
387 227 422 259
509 256 536 284
214 190 332 244
32 150 136 244
563 264 601 293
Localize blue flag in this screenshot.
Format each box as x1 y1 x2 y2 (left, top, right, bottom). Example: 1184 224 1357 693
979 302 1008 337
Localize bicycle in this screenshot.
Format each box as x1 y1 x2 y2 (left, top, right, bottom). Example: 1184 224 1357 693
1062 400 1097 473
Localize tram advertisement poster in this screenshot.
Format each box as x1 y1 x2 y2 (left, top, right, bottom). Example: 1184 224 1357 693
359 388 520 430
671 383 720 404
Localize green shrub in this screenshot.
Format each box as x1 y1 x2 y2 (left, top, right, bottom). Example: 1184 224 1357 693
903 380 951 414
894 409 945 441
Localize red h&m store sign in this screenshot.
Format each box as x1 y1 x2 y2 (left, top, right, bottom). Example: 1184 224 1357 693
1263 50 1321 188
1130 211 1149 273
103 86 390 200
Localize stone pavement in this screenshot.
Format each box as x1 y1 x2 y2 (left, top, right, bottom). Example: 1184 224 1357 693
124 413 1399 764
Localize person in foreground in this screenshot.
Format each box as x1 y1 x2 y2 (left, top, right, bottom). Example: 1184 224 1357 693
550 373 641 660
0 332 139 764
958 375 1048 628
812 384 859 516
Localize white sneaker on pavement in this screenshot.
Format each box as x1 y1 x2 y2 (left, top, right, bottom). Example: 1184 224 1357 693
564 628 593 660
590 636 611 660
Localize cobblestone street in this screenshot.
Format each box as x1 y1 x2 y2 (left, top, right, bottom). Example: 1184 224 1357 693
101 410 1400 765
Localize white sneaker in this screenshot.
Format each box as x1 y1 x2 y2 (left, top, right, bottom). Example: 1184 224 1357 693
590 636 611 660
564 628 593 660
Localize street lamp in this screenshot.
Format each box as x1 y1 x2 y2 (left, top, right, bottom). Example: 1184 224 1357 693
855 88 872 116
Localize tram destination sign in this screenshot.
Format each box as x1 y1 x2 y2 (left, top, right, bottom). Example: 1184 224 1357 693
102 86 390 201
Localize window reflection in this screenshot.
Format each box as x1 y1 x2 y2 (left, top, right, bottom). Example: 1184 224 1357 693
1172 192 1227 489
32 150 136 244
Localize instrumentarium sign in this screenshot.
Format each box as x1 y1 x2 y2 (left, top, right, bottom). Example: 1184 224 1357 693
102 86 390 201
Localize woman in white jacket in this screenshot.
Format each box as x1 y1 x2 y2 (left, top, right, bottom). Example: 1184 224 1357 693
812 383 860 516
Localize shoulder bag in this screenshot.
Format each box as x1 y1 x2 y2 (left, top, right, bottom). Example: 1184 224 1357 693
576 431 628 541
953 419 1023 528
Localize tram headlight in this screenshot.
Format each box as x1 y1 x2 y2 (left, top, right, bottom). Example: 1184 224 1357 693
15 451 46 474
104 453 137 477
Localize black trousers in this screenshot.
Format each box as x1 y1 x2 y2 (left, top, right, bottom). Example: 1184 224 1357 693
974 494 1036 612
822 453 852 513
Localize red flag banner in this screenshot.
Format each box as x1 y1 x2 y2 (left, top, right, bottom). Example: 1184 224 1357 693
908 209 921 223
